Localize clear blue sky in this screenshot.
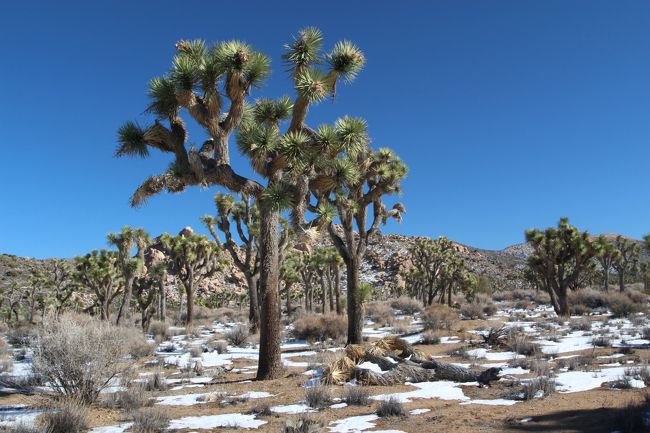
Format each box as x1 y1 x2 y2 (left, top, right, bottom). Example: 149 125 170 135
2 1 649 258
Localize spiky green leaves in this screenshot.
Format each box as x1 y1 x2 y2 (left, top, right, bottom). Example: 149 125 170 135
315 203 336 222
212 41 270 87
147 77 178 118
335 117 368 155
296 68 330 103
327 40 365 83
253 96 293 125
237 123 281 155
116 122 148 157
283 27 323 69
280 130 311 161
214 192 235 215
261 182 295 211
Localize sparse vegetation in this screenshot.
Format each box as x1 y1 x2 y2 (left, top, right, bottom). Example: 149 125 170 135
292 314 347 342
376 396 407 417
38 401 89 433
343 386 370 405
305 385 332 408
422 304 458 331
131 408 170 433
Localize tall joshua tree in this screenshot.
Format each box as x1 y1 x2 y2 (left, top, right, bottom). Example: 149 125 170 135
612 235 640 292
160 231 223 328
202 193 261 333
116 28 365 379
525 218 596 317
317 144 408 344
74 250 123 321
594 235 619 292
107 226 150 325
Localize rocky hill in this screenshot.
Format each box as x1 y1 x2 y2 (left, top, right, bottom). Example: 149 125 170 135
2 231 645 301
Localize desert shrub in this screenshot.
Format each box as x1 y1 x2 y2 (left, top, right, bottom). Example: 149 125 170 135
626 289 647 304
447 346 470 359
39 401 89 433
132 408 170 433
569 288 609 310
570 303 593 316
460 295 496 319
376 396 407 418
391 319 410 335
32 314 134 404
569 318 591 331
608 294 639 318
624 366 650 386
365 302 394 326
521 376 555 400
592 336 611 347
305 385 332 408
0 424 40 433
6 327 33 347
208 338 228 354
143 371 167 391
492 290 513 302
225 324 249 347
188 345 203 358
248 402 272 416
507 328 538 356
291 314 347 342
533 291 551 304
481 326 508 346
420 330 441 345
148 321 169 340
343 386 370 406
214 307 246 323
642 328 650 340
104 384 151 411
390 297 423 315
556 355 594 371
422 304 458 331
124 330 157 359
283 415 323 433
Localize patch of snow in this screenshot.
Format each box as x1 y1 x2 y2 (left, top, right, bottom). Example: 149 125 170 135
271 403 316 414
409 408 431 415
168 413 266 430
462 399 520 406
555 367 646 393
370 381 470 403
88 423 133 433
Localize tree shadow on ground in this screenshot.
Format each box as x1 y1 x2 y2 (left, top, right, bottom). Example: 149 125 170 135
506 401 650 433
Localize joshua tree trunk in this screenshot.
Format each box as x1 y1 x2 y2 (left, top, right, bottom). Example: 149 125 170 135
447 284 452 306
604 271 610 292
346 255 363 345
285 282 292 318
619 272 626 292
328 274 335 313
116 276 134 325
185 279 194 328
158 279 166 321
334 267 341 315
256 205 282 380
247 275 261 333
320 273 327 314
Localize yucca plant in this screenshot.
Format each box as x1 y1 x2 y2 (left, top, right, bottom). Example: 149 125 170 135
74 250 122 321
117 28 367 379
611 235 640 292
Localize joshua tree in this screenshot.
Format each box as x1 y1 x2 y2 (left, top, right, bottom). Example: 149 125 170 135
107 226 150 325
594 235 620 292
318 145 407 344
133 262 166 331
202 193 261 332
44 259 77 317
116 29 365 379
160 231 223 327
280 252 301 317
612 235 640 292
405 237 456 306
525 218 597 317
74 250 123 321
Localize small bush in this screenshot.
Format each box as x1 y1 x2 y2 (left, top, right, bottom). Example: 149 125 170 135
225 324 249 347
420 330 441 345
365 302 394 326
422 304 458 331
131 407 170 433
39 401 89 433
460 296 496 319
291 314 347 342
390 297 423 315
481 326 508 346
143 371 167 391
283 415 323 433
569 288 609 310
592 336 611 347
343 386 370 406
248 402 272 416
32 314 134 404
104 384 151 411
148 321 169 340
376 396 407 418
507 329 538 356
608 294 639 318
0 423 40 433
208 337 228 354
569 318 591 331
6 327 33 347
305 385 332 408
643 327 650 341
189 345 203 358
521 376 555 400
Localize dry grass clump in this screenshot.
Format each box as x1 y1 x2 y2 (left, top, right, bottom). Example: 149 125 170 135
507 328 539 356
592 336 611 347
569 318 592 331
0 424 41 433
390 297 423 315
365 302 394 326
248 402 272 416
343 386 370 406
420 330 441 345
225 324 249 347
376 396 407 418
608 293 640 318
305 385 333 408
123 329 157 359
33 314 134 404
291 314 347 342
148 321 169 340
38 400 89 433
207 337 229 354
283 415 323 433
131 407 169 433
481 326 508 346
104 384 152 411
520 376 556 400
460 295 497 319
143 371 167 391
422 304 458 331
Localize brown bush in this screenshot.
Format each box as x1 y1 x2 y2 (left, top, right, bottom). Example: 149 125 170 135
390 297 423 315
291 314 347 342
365 302 394 326
422 304 458 331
